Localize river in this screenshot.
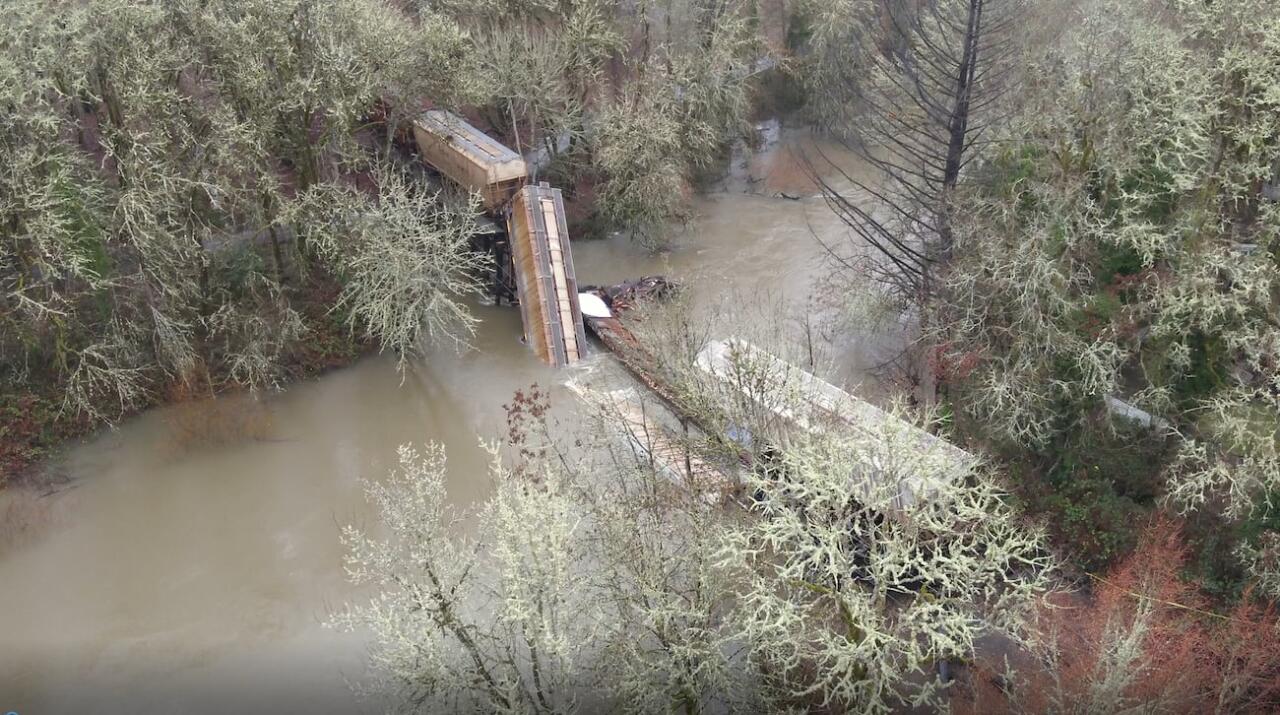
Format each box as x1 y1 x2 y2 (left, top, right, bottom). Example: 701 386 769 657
0 127 898 713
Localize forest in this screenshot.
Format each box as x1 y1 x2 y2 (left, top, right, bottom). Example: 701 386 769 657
2 0 1279 713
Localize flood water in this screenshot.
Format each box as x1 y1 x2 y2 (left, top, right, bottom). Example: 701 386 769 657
0 128 898 713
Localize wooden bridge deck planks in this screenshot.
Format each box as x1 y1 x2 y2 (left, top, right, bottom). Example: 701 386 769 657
567 382 737 498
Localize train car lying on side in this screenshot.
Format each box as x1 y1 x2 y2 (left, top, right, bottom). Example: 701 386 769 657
694 338 977 512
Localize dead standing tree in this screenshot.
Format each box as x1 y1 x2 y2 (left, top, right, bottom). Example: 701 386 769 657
806 0 1027 303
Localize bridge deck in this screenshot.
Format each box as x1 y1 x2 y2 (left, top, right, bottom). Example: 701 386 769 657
568 382 737 499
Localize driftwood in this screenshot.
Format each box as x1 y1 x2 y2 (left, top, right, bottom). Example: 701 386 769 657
580 275 677 313
583 315 691 425
580 277 696 424
581 277 753 470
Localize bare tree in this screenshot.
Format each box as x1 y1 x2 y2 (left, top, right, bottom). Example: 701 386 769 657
958 518 1280 714
803 0 1029 301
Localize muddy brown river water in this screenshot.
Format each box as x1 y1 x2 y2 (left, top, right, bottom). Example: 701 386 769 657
0 129 898 713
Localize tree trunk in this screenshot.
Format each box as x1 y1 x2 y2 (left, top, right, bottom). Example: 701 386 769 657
938 0 984 256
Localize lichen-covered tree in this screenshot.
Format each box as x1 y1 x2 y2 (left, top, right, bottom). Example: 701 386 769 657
619 297 1053 710
1 2 112 394
331 443 589 713
933 0 1280 587
720 409 1052 712
589 0 761 246
1 0 492 431
334 389 749 714
440 0 762 247
290 164 488 369
465 0 622 178
336 299 1055 713
580 408 750 715
337 432 1053 713
592 87 691 248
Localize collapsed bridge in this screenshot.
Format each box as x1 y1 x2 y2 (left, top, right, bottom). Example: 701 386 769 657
411 110 586 367
408 108 974 510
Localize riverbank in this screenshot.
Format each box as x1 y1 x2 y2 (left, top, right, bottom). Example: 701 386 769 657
0 273 374 488
0 106 818 489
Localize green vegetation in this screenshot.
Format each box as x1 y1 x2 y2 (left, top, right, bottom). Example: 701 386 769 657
931 0 1280 595
0 0 767 480
4 0 1280 711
